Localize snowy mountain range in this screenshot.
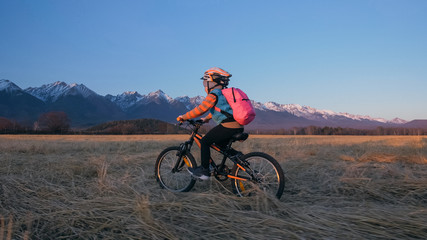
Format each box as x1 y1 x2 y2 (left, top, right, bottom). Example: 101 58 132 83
0 79 419 129
25 81 97 102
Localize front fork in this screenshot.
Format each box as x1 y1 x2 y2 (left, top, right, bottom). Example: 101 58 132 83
172 142 192 173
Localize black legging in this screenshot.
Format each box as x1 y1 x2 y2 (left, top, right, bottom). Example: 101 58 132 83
200 124 244 169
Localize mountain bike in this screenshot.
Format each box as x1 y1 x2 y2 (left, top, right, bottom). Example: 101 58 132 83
154 120 285 199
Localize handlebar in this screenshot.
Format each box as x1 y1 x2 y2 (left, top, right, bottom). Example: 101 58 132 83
177 119 205 127
188 119 204 125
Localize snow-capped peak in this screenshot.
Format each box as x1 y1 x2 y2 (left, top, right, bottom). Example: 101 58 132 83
0 79 22 92
389 118 408 124
147 89 173 103
176 95 204 110
175 95 190 103
66 83 97 98
123 91 140 96
106 91 144 110
24 81 97 102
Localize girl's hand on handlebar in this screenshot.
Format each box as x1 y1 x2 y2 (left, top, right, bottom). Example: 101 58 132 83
201 117 211 123
176 115 184 122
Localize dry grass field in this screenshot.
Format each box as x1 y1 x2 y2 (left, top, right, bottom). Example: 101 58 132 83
0 134 426 239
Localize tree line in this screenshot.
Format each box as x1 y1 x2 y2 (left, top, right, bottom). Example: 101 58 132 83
1 111 70 134
247 125 427 135
0 112 184 134
1 112 426 135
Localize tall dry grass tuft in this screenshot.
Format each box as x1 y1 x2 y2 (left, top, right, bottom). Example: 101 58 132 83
0 135 426 239
91 157 110 188
0 215 13 240
0 215 4 240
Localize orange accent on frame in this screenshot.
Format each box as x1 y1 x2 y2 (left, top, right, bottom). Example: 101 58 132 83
183 156 190 167
237 164 246 171
227 175 247 181
239 181 245 191
211 145 221 152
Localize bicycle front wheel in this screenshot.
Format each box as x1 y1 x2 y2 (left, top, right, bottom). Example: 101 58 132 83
231 152 285 199
155 146 197 192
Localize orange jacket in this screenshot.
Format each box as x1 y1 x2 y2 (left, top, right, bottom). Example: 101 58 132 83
181 93 217 120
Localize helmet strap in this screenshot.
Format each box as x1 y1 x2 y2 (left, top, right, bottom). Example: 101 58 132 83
207 74 217 93
206 73 227 92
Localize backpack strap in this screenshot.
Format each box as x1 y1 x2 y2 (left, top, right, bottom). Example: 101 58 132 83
231 87 236 102
214 106 233 118
211 92 234 119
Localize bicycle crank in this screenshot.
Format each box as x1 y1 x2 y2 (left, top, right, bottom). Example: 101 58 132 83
214 165 231 182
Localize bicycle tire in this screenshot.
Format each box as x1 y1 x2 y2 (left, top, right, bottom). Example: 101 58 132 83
155 146 197 192
231 152 285 199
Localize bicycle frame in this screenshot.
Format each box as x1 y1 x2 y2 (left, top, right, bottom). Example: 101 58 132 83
177 120 250 182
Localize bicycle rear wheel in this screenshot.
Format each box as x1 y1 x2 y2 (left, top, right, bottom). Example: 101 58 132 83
155 146 197 192
231 152 285 199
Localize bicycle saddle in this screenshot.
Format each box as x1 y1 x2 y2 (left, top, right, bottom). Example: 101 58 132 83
231 132 249 142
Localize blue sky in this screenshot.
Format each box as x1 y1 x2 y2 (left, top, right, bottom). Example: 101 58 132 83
1 0 426 121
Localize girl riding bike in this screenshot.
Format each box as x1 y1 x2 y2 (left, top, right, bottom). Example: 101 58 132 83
177 67 244 180
155 119 285 199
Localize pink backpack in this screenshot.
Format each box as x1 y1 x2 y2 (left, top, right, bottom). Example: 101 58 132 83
220 87 256 125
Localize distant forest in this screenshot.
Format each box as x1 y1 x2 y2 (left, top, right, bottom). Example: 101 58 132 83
0 114 186 134
246 126 427 136
1 114 426 135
